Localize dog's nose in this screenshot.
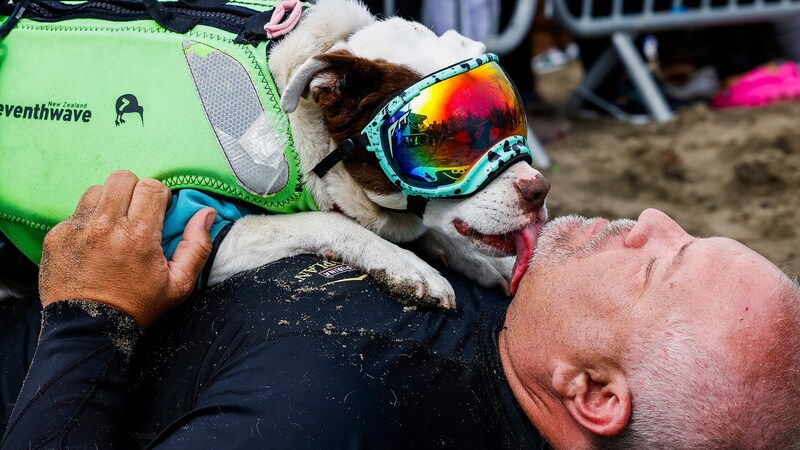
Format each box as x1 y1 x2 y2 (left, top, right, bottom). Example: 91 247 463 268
515 177 550 210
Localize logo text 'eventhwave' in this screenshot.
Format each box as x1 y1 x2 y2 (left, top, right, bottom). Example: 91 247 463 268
0 101 92 123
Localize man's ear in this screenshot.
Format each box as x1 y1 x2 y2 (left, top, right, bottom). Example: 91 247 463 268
551 363 631 437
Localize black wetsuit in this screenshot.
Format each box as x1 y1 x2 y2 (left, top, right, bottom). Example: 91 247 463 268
0 255 549 449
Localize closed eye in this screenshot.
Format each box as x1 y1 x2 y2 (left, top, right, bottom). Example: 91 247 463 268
644 256 657 282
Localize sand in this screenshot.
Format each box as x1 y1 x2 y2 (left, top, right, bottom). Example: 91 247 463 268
540 99 800 278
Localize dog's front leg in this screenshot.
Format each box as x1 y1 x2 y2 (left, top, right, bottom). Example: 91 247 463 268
209 212 456 308
416 229 513 297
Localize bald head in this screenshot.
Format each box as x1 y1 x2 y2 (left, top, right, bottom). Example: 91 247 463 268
499 209 800 449
604 279 800 449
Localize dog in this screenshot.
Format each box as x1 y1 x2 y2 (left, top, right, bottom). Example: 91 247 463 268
205 0 550 308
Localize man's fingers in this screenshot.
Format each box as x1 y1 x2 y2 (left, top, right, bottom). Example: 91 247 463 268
72 185 103 218
128 178 170 228
167 208 216 299
96 170 139 218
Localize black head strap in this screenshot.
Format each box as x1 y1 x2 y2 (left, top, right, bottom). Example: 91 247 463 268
313 135 429 219
379 195 428 219
405 196 428 219
313 134 370 178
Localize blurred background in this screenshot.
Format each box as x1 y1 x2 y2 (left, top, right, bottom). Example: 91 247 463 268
368 0 800 276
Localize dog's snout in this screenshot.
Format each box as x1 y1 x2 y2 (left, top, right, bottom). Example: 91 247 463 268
515 177 550 210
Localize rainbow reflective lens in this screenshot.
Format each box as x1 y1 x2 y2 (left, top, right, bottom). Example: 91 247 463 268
361 53 532 199
384 61 526 188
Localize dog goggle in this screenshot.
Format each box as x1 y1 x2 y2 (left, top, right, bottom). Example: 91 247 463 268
313 53 533 216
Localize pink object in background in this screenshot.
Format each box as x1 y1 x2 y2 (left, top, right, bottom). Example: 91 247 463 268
711 62 800 109
264 0 302 39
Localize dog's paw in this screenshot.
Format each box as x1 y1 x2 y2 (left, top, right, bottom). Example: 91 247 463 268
368 263 456 309
326 245 455 309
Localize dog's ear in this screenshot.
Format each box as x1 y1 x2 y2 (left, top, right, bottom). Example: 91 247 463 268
281 50 420 140
280 52 335 113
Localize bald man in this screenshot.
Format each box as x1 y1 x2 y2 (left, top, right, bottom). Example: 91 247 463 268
2 172 799 449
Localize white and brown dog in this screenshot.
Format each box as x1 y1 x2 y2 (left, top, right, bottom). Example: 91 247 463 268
207 0 549 308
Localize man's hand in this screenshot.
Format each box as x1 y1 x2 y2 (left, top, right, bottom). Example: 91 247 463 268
39 171 217 327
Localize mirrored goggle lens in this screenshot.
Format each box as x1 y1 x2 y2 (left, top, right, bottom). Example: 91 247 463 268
381 61 527 189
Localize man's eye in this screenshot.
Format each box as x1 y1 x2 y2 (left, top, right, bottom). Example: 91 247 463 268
645 256 657 281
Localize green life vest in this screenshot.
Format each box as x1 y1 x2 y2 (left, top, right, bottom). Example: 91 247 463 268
0 0 317 263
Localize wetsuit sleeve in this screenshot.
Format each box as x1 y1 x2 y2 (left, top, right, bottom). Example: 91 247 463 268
0 300 141 450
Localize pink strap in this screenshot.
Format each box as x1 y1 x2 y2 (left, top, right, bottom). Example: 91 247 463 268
264 0 302 39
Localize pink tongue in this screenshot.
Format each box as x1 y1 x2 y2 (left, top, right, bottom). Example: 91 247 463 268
511 223 541 295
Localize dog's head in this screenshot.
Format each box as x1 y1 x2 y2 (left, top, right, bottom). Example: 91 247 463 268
271 0 548 289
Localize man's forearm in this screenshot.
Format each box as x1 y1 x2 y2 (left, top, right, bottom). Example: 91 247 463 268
1 300 141 449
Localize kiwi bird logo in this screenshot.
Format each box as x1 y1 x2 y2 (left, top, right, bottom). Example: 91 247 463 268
115 94 144 126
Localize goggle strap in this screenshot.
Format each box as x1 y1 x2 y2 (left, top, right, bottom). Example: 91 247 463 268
376 195 427 218
312 134 371 178
406 195 428 219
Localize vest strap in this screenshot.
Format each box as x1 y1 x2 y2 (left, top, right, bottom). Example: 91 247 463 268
143 0 199 33
0 0 31 39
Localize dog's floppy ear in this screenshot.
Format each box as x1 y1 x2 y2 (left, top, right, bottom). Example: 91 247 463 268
280 54 333 113
281 49 420 140
281 47 389 114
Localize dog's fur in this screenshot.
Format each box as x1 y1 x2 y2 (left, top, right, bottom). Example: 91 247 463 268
208 0 550 307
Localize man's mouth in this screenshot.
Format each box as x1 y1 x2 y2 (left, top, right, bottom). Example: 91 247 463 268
453 219 543 294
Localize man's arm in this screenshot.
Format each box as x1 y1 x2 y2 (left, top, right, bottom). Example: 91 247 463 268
0 171 215 449
1 301 140 448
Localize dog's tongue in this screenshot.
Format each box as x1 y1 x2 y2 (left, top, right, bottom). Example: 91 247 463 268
511 223 541 295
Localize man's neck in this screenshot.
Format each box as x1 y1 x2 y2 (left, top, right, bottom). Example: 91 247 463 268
497 327 593 450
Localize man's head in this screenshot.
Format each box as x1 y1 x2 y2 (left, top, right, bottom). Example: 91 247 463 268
501 208 800 449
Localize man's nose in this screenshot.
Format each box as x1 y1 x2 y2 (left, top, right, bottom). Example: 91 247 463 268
624 208 689 248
